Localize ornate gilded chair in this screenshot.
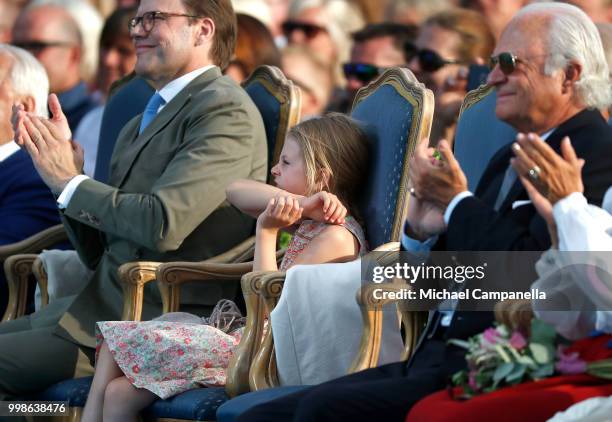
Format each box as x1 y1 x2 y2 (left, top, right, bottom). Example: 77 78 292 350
214 67 433 420
453 84 516 191
348 84 520 376
20 66 300 422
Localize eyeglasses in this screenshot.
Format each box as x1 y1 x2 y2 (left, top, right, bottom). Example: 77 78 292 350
405 43 462 72
281 21 327 39
489 52 524 75
12 41 74 54
343 62 387 84
128 11 203 34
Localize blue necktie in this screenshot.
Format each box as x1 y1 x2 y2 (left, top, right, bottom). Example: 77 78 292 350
138 92 166 135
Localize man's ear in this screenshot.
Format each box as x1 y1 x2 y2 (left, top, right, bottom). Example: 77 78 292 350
195 17 215 47
19 95 36 113
562 61 582 93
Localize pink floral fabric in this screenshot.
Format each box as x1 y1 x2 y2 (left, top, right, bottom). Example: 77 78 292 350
279 216 368 269
97 216 366 399
96 321 242 399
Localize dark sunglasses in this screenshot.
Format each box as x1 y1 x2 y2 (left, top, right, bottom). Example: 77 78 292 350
12 40 74 53
282 21 327 39
343 62 387 84
489 52 522 75
405 43 462 72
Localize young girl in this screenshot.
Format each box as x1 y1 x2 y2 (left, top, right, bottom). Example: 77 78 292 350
81 113 370 422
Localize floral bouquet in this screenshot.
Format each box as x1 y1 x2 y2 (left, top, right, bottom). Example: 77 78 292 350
449 319 612 399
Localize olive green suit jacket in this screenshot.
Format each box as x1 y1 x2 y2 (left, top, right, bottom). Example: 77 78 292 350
50 67 267 348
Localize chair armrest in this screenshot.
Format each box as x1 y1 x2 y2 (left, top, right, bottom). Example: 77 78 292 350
117 261 162 321
32 257 49 309
349 281 428 373
226 271 270 397
206 236 256 263
249 271 286 391
156 261 256 313
0 225 68 262
2 254 38 321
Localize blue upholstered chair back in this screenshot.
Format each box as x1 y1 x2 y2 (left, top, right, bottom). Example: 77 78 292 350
454 85 516 191
94 75 155 183
242 66 301 169
350 68 434 248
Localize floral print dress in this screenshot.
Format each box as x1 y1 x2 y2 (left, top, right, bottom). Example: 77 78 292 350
96 216 367 399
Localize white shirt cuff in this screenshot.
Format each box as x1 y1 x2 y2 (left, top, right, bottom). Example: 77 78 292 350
552 191 587 218
57 175 90 209
401 230 438 254
444 191 473 225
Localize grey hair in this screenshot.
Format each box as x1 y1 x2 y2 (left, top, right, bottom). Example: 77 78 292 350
515 2 612 110
0 44 49 117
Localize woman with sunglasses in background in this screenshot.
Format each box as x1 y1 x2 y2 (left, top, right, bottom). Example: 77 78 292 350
408 8 495 145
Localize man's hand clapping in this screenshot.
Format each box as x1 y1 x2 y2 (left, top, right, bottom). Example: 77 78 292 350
11 93 82 194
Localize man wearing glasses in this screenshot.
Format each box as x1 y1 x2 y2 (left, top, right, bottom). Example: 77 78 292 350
0 0 266 399
11 4 98 131
236 3 612 422
336 23 417 113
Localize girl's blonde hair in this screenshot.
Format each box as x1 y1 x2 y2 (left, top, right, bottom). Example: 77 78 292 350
288 113 370 221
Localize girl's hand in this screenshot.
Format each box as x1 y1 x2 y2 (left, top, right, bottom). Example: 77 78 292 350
300 191 347 224
257 195 303 230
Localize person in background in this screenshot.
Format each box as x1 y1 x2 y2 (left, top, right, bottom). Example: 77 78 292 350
283 0 365 90
407 8 495 144
0 45 58 315
0 0 26 43
74 7 137 177
282 45 333 119
11 3 99 130
225 13 281 83
335 22 417 113
558 0 612 23
384 0 453 26
460 0 528 40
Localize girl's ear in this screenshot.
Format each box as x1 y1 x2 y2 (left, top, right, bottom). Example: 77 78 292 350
317 168 332 191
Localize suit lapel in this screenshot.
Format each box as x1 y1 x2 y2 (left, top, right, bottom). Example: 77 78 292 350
112 68 222 187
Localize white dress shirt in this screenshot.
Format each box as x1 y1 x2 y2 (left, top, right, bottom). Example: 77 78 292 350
0 141 20 162
57 65 216 209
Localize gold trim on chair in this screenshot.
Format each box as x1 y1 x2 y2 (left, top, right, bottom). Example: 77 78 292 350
242 65 302 166
352 67 434 246
458 84 493 116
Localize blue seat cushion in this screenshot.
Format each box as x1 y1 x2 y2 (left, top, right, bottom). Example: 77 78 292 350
29 376 93 407
216 386 310 422
143 387 229 421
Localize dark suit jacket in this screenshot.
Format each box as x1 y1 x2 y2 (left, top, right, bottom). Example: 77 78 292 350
47 67 267 348
431 109 612 342
0 148 61 310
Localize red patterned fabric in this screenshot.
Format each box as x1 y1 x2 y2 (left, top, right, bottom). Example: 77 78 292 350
407 335 612 422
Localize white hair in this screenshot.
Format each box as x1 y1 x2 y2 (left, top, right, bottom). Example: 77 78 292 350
515 2 612 110
289 0 365 85
0 44 49 117
29 0 103 83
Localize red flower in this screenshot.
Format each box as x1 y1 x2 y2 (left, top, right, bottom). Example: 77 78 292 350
178 349 185 356
132 365 140 374
184 338 191 344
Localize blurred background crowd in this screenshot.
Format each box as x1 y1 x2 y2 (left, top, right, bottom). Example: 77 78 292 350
1 0 611 175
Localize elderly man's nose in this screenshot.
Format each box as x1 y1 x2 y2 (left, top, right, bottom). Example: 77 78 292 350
486 64 506 86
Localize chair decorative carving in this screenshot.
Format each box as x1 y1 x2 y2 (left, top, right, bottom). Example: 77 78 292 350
247 67 434 391
21 66 301 422
454 84 517 191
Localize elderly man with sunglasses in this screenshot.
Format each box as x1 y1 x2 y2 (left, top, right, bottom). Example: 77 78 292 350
0 0 266 399
233 3 612 422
